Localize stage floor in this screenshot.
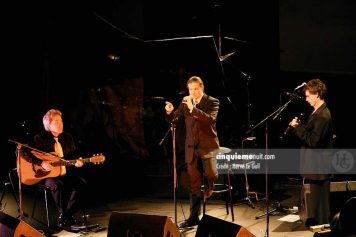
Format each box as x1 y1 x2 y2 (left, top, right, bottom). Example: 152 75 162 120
0 176 318 237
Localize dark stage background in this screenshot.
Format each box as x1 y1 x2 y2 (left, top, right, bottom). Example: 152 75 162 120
2 0 356 202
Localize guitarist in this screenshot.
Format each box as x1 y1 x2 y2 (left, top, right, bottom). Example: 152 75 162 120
23 109 87 228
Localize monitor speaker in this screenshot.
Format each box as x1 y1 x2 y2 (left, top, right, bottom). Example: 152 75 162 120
0 211 45 237
0 211 19 237
330 197 356 236
195 214 255 237
107 212 180 237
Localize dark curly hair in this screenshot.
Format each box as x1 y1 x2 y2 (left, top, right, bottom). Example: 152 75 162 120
304 78 327 99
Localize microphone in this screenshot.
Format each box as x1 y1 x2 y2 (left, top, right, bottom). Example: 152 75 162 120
219 51 236 62
245 136 256 141
293 82 306 91
284 92 304 100
240 71 251 79
280 113 305 139
151 96 166 100
182 96 193 103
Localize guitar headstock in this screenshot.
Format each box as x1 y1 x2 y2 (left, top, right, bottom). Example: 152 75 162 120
90 154 106 164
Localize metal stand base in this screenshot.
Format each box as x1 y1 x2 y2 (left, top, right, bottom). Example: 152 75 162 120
236 196 255 209
255 202 288 219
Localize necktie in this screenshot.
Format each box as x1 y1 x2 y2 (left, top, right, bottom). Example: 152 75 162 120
193 100 199 108
54 137 64 158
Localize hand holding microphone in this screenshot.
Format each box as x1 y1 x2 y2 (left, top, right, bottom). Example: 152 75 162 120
182 95 194 111
289 117 301 128
280 113 304 139
165 101 174 115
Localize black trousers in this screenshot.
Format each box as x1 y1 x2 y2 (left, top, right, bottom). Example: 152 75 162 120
44 173 87 217
303 178 330 225
187 153 218 197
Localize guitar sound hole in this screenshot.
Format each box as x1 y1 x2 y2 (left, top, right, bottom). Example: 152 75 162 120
35 170 51 178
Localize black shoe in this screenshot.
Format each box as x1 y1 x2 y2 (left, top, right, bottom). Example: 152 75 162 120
64 215 77 226
57 213 66 228
179 217 200 228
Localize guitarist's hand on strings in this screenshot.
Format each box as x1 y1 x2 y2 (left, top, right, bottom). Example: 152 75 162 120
41 160 54 171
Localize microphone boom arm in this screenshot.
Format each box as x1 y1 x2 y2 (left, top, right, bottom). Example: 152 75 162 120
8 139 60 158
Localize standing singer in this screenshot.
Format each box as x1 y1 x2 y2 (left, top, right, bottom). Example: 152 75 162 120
165 76 220 228
288 78 333 226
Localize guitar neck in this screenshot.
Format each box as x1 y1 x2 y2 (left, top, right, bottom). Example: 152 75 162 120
51 158 92 166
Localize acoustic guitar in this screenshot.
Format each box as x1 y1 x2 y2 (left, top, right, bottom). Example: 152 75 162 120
17 153 105 185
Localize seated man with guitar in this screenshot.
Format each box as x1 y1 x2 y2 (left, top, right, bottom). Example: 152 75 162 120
20 109 102 228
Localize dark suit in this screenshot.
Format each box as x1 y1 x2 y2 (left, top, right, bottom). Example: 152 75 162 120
293 102 333 225
166 94 220 219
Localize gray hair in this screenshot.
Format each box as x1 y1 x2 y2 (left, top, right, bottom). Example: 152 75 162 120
43 109 62 131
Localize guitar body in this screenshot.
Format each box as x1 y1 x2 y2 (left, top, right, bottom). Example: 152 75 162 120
18 155 62 185
17 153 105 185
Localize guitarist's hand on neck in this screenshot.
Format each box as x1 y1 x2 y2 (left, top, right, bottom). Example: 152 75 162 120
75 158 84 167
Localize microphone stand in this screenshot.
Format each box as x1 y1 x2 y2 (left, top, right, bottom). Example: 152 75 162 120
7 140 50 221
246 96 296 237
237 137 256 209
158 115 179 226
7 140 54 221
16 145 25 221
7 139 61 220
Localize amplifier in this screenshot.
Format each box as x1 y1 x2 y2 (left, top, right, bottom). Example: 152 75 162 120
330 181 356 218
330 181 356 192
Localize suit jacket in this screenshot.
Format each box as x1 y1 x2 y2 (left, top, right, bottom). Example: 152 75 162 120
293 103 333 180
166 94 220 163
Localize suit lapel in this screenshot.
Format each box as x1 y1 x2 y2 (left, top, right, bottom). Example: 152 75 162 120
198 94 208 111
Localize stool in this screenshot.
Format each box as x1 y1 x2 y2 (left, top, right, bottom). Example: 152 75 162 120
201 174 235 222
31 184 53 228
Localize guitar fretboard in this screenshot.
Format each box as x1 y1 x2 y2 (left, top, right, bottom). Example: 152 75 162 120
50 158 93 166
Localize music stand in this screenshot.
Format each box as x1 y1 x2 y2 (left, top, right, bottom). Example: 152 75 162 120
246 96 296 237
